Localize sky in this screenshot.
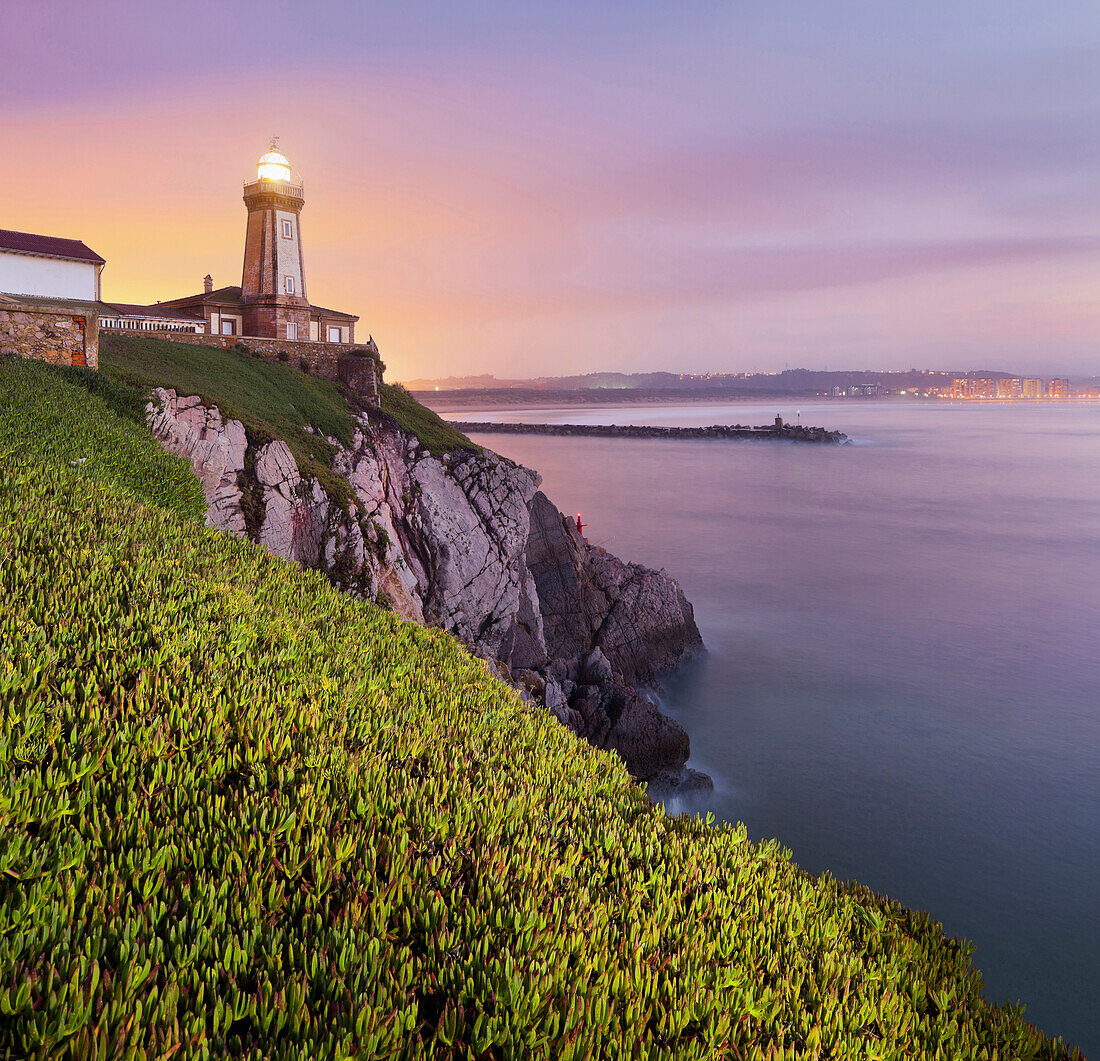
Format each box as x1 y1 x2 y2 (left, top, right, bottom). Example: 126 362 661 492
2 0 1099 379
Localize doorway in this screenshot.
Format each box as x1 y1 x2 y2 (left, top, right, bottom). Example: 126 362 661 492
71 316 87 367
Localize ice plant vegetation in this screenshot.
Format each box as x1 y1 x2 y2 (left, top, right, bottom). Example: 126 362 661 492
0 356 1080 1059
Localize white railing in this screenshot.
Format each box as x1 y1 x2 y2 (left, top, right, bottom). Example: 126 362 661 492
101 318 203 333
243 179 304 199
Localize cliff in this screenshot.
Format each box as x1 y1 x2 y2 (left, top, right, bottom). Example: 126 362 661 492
147 386 704 782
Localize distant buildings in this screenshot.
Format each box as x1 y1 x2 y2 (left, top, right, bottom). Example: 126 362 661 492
953 378 998 398
823 375 1083 401
950 376 1073 399
831 383 881 397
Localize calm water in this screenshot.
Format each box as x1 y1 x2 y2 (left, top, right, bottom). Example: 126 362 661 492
453 399 1100 1055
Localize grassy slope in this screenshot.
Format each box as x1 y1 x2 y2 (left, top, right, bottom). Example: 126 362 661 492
99 334 476 506
100 332 358 498
0 359 1080 1059
379 381 476 456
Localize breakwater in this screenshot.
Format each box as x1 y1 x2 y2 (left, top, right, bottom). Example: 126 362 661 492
452 418 847 444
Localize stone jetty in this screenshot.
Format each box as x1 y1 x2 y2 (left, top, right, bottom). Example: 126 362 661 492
451 415 847 444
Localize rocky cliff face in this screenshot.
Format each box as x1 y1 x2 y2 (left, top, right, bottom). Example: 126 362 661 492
147 387 704 782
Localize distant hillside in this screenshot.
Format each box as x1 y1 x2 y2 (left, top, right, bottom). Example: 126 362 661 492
406 368 1028 405
403 367 1018 396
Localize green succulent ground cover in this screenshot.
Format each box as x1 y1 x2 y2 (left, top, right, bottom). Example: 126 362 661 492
0 354 204 520
0 361 1080 1059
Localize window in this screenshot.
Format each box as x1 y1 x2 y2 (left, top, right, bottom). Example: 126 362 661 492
281 219 293 239
286 323 297 341
221 318 235 335
285 276 295 295
327 326 342 342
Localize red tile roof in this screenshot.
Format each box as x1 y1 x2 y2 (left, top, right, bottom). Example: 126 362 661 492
158 285 358 320
308 302 358 320
0 228 105 264
157 286 245 308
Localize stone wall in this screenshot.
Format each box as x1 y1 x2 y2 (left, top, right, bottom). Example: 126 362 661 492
0 298 99 369
337 355 379 406
108 328 380 404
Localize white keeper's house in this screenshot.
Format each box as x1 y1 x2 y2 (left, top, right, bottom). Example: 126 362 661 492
0 228 107 368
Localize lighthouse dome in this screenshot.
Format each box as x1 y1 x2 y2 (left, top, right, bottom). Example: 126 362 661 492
257 143 292 181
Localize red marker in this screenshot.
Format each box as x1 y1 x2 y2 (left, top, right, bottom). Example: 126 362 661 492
575 513 585 536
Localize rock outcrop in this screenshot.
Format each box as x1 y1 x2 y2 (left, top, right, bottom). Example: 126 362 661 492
147 392 248 535
147 387 704 782
527 492 703 685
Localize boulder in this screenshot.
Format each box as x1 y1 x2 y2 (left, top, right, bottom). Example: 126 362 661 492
513 669 545 698
581 647 613 684
409 450 542 660
146 388 247 537
646 767 715 798
606 690 690 780
253 440 330 566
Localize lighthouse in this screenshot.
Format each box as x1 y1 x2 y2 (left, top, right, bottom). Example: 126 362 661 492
128 140 360 346
240 138 311 341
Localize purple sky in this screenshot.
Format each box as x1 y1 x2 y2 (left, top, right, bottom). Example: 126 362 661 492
3 0 1098 378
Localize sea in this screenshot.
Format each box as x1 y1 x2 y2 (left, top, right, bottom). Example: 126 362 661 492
446 398 1100 1056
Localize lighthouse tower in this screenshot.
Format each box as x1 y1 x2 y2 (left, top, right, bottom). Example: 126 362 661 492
240 138 311 341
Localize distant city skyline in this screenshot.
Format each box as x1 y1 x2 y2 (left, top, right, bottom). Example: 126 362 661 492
3 0 1099 379
404 371 1096 403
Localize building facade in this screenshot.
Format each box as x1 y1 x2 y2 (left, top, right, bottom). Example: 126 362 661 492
0 229 104 368
0 228 105 302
